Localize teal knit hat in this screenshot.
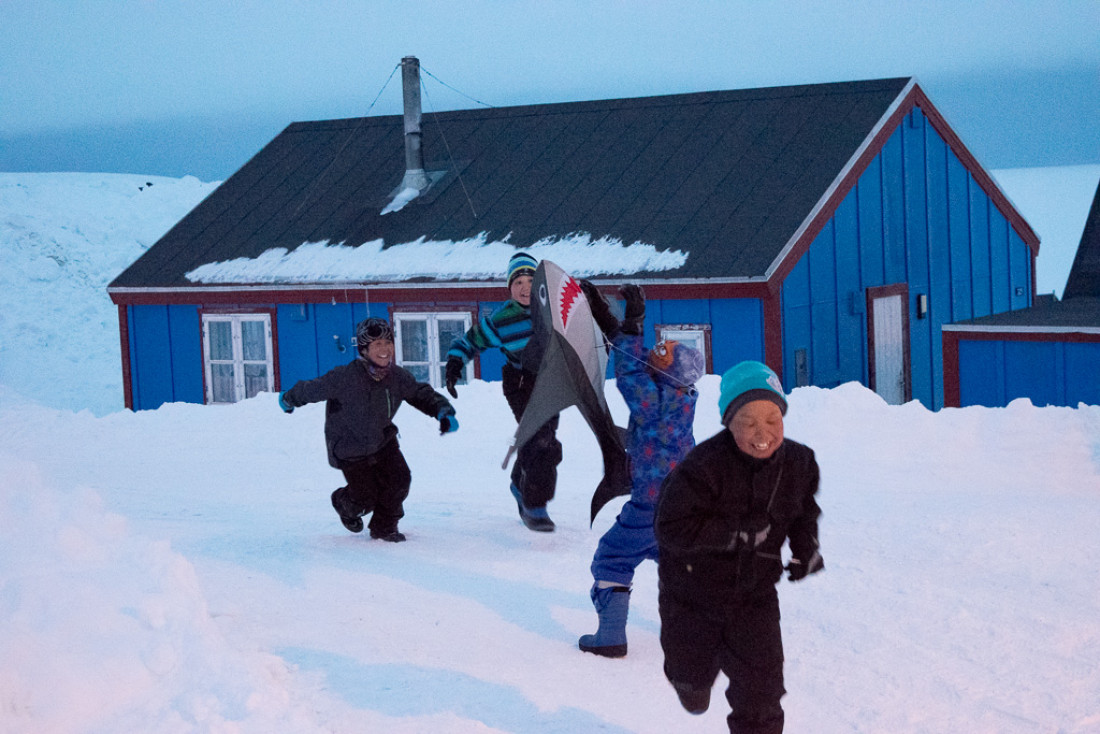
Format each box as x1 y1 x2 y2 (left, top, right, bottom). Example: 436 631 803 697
718 361 788 425
507 251 538 286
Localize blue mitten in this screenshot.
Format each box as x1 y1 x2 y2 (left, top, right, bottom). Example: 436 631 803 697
278 391 295 413
438 408 459 435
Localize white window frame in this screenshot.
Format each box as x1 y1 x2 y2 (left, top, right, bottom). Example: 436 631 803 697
202 313 275 404
656 323 712 374
393 311 473 389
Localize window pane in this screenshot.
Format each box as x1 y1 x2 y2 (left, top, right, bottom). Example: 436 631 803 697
209 321 233 361
241 320 267 361
438 318 468 385
211 363 236 403
243 363 268 399
406 363 430 383
400 319 429 362
437 319 467 356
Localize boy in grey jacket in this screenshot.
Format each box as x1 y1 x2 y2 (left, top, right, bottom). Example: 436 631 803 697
280 317 458 542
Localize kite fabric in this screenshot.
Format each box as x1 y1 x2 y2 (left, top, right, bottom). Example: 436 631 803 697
503 260 631 524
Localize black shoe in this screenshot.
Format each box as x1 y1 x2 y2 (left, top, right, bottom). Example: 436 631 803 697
369 528 407 543
520 510 555 532
331 489 363 533
673 684 710 715
510 484 555 532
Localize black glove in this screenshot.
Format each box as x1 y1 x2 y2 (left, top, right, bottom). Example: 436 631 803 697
579 279 619 336
438 408 459 435
786 551 824 581
444 356 464 398
619 284 645 336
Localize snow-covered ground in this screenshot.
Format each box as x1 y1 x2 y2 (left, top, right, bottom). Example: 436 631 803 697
1 170 1099 732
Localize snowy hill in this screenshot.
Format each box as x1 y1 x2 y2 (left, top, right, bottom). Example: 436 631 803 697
1 170 1099 732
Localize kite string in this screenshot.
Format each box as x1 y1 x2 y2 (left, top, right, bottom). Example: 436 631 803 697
604 340 699 391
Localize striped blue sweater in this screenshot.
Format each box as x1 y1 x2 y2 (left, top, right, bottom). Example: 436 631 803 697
447 299 532 368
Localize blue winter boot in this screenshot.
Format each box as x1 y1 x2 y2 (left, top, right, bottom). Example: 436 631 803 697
510 484 555 532
578 584 630 657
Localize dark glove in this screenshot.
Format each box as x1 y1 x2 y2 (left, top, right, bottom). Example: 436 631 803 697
579 279 619 336
438 408 459 435
619 284 645 336
278 391 295 413
444 356 464 399
786 551 824 582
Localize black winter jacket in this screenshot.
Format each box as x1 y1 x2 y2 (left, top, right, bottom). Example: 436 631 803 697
655 430 821 605
283 359 453 469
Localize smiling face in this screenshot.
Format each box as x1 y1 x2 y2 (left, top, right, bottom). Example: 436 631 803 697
364 338 394 368
728 399 785 460
509 274 533 306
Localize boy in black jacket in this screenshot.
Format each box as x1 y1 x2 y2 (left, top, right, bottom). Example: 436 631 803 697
279 317 458 542
655 361 823 733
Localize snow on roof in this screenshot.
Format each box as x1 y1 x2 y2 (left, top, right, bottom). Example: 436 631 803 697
184 232 688 284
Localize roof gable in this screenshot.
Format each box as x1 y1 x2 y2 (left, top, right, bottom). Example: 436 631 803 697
1062 179 1100 299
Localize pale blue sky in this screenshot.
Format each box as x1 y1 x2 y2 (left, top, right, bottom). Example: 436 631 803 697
2 0 1097 180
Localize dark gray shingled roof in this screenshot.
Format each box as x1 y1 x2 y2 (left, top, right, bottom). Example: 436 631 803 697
1062 179 1100 300
111 78 914 289
948 297 1100 330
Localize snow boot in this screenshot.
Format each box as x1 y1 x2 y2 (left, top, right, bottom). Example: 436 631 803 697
671 681 710 715
578 585 630 657
510 484 555 532
369 527 406 543
331 488 363 533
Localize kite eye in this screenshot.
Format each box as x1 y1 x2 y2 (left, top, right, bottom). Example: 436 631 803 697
654 341 668 357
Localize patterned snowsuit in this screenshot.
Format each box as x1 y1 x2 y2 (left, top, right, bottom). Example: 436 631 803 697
590 332 697 585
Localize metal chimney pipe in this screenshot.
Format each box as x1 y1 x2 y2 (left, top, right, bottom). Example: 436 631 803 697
400 56 429 191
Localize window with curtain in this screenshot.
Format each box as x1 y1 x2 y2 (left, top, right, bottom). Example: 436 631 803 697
202 313 274 404
394 312 473 389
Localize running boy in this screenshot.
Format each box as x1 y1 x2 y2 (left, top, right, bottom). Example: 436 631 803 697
279 317 458 542
655 361 823 732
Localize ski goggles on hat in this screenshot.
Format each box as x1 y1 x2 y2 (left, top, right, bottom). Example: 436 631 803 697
356 318 394 346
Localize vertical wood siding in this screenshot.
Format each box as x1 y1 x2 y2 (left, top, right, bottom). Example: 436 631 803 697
781 107 1033 409
127 304 202 410
958 338 1100 407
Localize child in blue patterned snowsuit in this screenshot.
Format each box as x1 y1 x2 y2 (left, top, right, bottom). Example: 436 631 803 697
577 281 704 657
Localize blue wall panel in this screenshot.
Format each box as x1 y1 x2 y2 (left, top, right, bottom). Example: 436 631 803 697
969 185 992 316
1064 343 1100 405
959 338 1099 408
880 132 908 285
167 305 203 404
1008 230 1032 310
947 156 973 322
1004 341 1060 406
277 304 321 388
808 219 841 383
129 304 201 410
958 340 1005 407
313 303 359 375
710 298 765 372
130 305 173 411
989 211 1011 312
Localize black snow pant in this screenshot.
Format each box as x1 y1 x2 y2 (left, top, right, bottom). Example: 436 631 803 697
659 584 786 734
502 363 562 509
338 438 411 534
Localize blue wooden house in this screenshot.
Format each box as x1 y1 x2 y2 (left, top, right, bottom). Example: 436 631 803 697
109 59 1039 411
943 179 1100 407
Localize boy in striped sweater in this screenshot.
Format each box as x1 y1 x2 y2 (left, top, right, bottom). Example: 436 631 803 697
444 252 560 532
